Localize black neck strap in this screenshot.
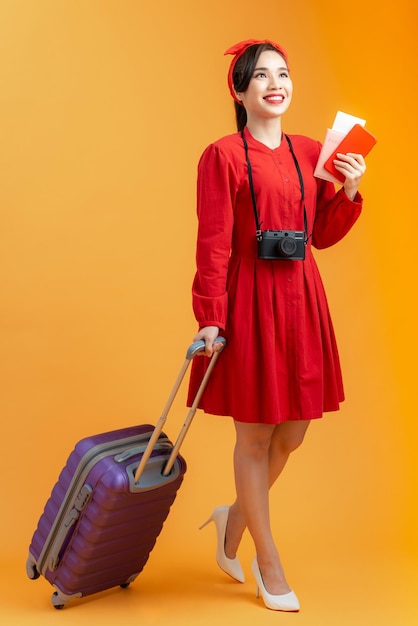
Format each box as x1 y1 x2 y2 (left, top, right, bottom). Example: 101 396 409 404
241 130 310 242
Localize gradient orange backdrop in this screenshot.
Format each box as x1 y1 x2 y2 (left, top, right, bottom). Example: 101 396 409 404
1 1 417 624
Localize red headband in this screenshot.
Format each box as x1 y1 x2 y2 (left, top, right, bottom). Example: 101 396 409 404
225 39 289 103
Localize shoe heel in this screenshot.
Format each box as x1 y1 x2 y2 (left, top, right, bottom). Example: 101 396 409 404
199 506 245 583
199 515 213 530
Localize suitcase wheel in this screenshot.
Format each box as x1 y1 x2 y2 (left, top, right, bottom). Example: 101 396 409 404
52 592 65 610
121 573 139 588
25 557 40 580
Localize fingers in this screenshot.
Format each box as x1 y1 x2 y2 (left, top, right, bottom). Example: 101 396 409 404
193 326 220 357
334 152 366 180
203 337 215 357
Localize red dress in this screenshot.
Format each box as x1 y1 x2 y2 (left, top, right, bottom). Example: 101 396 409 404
188 128 362 424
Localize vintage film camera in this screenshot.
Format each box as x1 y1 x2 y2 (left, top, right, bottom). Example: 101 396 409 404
257 230 306 261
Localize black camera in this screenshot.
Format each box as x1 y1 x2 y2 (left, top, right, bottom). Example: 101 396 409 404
257 230 306 261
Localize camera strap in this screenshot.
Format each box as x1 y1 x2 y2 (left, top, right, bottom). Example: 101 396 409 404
241 130 310 243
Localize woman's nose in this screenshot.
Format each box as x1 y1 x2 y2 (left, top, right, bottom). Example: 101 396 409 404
268 75 281 89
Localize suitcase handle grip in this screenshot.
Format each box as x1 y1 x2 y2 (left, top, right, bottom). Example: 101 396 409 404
186 336 226 359
134 337 226 483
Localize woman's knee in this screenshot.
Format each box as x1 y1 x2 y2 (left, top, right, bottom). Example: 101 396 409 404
234 422 275 458
272 421 310 455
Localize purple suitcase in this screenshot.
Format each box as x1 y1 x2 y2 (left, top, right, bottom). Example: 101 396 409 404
26 338 225 609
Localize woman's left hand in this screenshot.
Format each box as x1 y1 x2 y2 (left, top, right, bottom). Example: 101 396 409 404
333 152 366 200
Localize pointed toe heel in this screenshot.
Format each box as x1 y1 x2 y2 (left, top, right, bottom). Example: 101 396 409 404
251 557 299 612
200 506 245 583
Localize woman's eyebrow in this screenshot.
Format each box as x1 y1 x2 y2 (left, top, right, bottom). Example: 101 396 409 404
253 66 288 72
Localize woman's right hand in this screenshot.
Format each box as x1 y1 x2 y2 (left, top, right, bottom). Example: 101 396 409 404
193 325 220 357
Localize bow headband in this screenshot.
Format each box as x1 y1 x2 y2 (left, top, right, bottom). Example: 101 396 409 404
225 39 289 103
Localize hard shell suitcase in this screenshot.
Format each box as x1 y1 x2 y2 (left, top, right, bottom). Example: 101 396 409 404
26 338 225 609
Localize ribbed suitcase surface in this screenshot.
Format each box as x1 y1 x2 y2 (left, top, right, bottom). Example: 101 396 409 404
27 424 186 608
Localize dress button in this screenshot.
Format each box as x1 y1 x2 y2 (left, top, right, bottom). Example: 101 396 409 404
285 178 290 183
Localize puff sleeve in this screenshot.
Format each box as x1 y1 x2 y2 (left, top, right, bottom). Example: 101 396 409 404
192 144 237 330
312 177 363 249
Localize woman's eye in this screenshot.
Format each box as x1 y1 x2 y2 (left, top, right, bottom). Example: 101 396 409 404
279 72 289 78
255 72 267 78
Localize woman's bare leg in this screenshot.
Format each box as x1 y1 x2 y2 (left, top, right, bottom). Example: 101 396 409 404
224 420 310 592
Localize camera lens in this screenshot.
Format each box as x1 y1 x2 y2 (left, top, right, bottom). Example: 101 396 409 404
276 234 297 257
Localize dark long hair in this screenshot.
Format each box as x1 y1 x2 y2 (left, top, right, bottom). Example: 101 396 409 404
232 43 286 131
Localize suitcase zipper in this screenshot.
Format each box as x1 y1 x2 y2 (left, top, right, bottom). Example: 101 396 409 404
37 431 171 576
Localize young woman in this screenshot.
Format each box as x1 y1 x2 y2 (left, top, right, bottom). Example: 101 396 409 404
188 39 366 611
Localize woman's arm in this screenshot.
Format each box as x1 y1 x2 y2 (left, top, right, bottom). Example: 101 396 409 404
192 143 236 331
311 156 365 250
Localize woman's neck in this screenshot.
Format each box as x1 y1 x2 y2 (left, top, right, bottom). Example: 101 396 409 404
245 118 283 149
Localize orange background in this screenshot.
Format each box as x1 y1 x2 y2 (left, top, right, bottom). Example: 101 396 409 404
1 1 417 624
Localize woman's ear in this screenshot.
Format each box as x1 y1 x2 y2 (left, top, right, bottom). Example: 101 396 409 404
234 89 243 102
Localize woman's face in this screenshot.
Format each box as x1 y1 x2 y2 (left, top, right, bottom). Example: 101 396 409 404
235 49 293 122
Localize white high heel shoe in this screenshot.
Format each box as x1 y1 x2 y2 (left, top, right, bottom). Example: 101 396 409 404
199 506 245 583
251 557 300 612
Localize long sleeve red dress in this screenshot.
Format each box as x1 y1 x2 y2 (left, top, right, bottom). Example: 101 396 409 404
188 127 362 424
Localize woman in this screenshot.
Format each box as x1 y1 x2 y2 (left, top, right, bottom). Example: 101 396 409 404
188 39 365 611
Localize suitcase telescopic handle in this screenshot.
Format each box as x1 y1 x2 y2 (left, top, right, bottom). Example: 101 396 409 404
134 337 226 483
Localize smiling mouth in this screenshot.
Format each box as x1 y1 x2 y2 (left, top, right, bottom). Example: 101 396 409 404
264 95 285 103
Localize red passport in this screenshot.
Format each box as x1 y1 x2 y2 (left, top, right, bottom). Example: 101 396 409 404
323 124 377 183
